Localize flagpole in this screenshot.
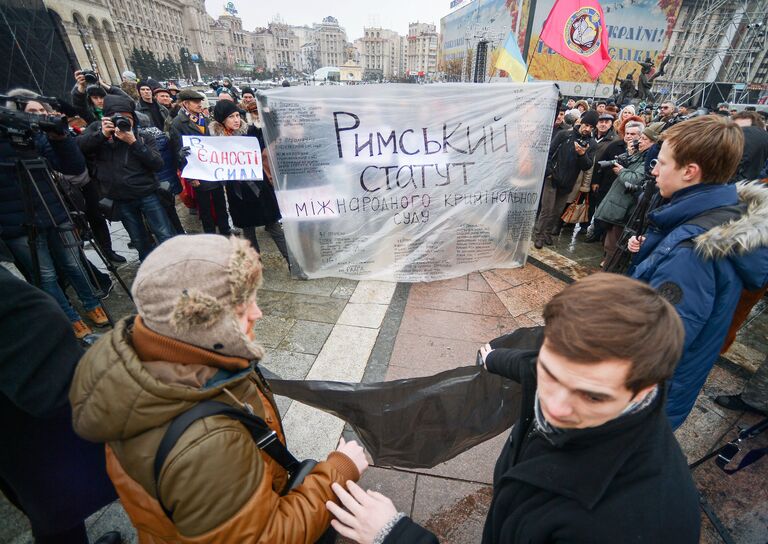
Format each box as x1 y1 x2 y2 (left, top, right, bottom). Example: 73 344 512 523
524 37 541 81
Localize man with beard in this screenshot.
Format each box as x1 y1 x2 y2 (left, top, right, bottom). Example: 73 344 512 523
533 110 598 249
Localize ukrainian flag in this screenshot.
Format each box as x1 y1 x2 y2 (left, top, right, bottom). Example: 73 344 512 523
491 33 530 82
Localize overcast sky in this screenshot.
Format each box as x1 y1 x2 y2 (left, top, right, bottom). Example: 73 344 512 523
204 0 452 40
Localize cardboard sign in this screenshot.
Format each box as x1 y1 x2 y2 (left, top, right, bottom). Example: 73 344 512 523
181 135 262 181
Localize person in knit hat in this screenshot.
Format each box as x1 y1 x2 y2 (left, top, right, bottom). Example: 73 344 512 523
70 234 368 543
210 101 291 267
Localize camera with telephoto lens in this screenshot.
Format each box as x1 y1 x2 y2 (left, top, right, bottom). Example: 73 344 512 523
109 114 132 132
81 69 99 84
597 151 632 170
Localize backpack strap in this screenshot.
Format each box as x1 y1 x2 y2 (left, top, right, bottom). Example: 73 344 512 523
153 400 303 520
677 204 746 249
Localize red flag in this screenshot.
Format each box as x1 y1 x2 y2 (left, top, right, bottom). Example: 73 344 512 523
539 0 611 79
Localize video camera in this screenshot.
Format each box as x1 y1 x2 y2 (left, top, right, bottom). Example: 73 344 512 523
80 69 99 84
108 114 132 131
0 94 69 148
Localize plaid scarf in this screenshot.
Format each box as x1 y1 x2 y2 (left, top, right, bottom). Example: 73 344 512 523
182 107 206 133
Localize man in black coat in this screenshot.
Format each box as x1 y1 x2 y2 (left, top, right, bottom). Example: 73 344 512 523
136 80 170 131
326 274 701 544
78 94 174 260
732 111 768 181
533 110 598 248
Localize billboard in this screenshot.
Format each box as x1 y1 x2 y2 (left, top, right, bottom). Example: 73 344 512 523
441 0 682 84
520 0 682 83
440 0 522 65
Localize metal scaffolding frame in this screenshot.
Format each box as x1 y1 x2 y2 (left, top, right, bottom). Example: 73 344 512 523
657 0 767 106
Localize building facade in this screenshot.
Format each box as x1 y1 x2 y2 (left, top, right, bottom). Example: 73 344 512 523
45 0 128 84
44 0 212 83
314 16 347 68
406 22 438 77
106 0 188 69
211 14 253 68
358 27 404 80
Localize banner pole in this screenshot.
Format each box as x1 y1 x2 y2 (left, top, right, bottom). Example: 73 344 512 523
524 37 540 81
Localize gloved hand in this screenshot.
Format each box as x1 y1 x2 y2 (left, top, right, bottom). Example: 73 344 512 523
177 145 191 165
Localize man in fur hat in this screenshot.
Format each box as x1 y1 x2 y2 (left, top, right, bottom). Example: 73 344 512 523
70 234 368 542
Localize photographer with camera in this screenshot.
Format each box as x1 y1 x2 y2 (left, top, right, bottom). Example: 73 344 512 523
71 69 131 125
77 94 174 261
592 122 654 265
70 234 368 543
533 110 598 249
1 89 110 339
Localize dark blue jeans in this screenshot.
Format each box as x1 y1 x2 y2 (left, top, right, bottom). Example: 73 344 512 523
6 224 101 322
116 193 175 260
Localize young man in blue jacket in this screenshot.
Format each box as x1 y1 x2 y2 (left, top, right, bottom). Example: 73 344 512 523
627 115 768 429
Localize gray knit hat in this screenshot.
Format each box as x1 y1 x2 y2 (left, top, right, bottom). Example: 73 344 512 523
131 235 265 360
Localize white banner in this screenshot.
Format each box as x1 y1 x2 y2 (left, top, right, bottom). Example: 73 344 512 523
257 82 558 281
181 135 262 182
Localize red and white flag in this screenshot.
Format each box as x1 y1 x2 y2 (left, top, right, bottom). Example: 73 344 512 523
539 0 611 79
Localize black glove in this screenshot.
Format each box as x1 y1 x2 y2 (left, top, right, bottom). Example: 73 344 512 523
177 145 191 164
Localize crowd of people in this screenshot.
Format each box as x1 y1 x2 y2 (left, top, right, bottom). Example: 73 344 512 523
1 69 767 544
0 70 289 340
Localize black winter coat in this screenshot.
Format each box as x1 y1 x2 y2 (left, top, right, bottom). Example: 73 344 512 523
385 344 701 544
136 98 170 132
737 126 768 181
0 268 116 534
209 121 282 227
592 139 627 196
0 133 86 240
545 129 596 191
77 122 163 201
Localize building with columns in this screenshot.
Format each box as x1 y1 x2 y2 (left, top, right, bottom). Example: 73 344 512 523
44 0 212 84
44 0 127 84
406 22 438 77
180 0 216 62
106 0 188 70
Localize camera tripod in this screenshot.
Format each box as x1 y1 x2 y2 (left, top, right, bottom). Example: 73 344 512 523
14 154 133 330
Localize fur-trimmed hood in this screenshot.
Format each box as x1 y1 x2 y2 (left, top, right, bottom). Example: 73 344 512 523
694 180 768 258
208 120 248 137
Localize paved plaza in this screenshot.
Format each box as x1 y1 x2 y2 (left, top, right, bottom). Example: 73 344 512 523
2 216 766 544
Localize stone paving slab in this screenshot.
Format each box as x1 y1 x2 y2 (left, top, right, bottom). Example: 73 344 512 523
348 280 398 305
277 320 334 355
337 302 389 329
411 475 493 543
